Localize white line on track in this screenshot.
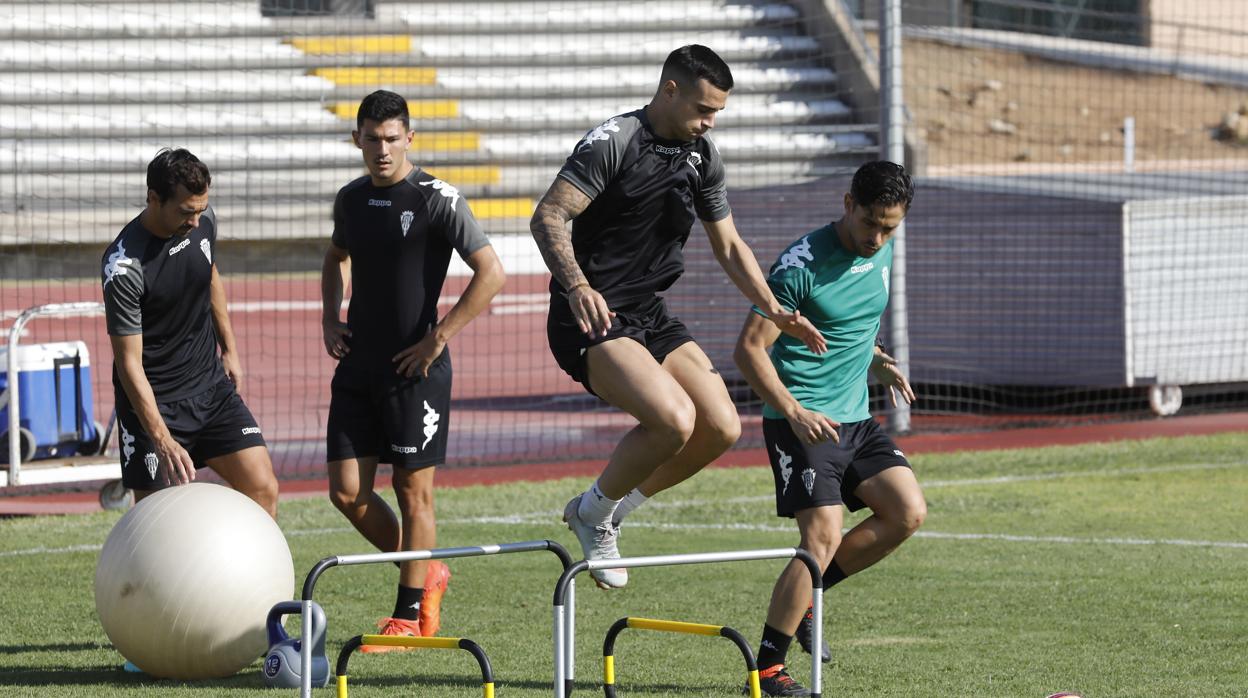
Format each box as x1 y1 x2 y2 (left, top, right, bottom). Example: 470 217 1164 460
4 460 1245 557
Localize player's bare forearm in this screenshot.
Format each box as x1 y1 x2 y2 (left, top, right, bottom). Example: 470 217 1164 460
530 178 592 290
320 245 350 323
109 334 172 442
703 215 783 314
208 266 239 355
431 246 505 344
732 313 802 418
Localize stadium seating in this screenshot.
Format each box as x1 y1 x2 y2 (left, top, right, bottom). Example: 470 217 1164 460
0 0 877 254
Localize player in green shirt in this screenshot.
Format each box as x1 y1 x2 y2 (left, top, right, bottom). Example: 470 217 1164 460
733 161 927 696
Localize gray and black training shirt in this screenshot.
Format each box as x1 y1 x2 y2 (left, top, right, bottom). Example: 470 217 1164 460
102 208 226 401
331 167 491 367
556 108 732 306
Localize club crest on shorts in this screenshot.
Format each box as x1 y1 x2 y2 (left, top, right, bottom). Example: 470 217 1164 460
802 468 816 496
400 210 415 237
144 452 159 480
200 238 212 264
775 444 793 494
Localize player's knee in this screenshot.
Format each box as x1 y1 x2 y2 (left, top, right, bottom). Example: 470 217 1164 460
649 402 697 451
328 485 364 515
252 477 279 518
707 410 742 452
799 522 842 563
886 498 926 541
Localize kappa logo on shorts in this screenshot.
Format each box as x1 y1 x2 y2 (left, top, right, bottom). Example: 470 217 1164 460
421 400 441 449
775 445 794 495
144 453 159 480
120 423 135 466
242 427 262 436
391 444 420 454
893 449 905 457
802 468 816 496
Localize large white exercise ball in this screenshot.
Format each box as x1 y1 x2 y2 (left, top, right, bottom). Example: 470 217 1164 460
94 482 294 679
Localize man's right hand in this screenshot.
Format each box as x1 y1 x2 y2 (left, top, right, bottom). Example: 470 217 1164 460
322 318 352 359
156 435 196 486
785 406 840 446
567 284 615 339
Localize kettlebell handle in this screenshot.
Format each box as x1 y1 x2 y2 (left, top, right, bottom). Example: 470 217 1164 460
266 600 327 653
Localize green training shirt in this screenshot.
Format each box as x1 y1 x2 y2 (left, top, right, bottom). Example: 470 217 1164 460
754 223 892 423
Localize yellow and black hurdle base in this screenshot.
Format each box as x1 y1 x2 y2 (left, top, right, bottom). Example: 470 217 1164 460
335 635 495 698
601 617 760 698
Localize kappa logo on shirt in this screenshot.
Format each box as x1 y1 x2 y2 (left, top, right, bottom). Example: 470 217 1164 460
168 239 190 256
368 199 392 207
577 117 620 151
774 236 814 273
850 261 875 274
654 144 681 155
419 178 461 211
103 242 134 286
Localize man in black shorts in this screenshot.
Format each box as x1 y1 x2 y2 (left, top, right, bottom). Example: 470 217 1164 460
530 45 825 589
733 161 927 695
102 148 278 516
321 90 504 645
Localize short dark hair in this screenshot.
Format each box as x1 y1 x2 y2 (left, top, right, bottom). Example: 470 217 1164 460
146 148 211 203
357 89 410 130
850 160 914 211
660 44 734 92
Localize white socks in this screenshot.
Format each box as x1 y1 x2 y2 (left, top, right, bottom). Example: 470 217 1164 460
612 488 649 525
577 481 621 527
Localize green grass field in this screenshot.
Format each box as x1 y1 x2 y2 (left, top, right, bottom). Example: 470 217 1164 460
2 432 1246 697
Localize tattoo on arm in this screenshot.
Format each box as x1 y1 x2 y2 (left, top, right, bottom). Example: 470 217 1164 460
530 179 592 290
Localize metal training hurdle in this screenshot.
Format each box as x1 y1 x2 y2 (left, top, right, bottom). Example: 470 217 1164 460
298 539 574 698
552 548 822 698
602 617 759 698
335 634 495 698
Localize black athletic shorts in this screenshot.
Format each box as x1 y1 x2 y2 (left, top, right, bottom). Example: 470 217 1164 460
115 378 266 490
763 417 911 516
546 293 694 395
326 351 452 469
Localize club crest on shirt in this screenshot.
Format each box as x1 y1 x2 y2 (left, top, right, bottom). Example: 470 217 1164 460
200 238 212 264
419 178 461 211
577 117 620 152
400 210 415 237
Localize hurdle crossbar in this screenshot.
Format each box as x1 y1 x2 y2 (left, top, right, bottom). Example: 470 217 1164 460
602 617 759 698
552 547 822 698
335 634 494 698
298 539 573 698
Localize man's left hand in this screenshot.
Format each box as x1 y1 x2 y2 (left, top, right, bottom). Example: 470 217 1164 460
770 309 827 354
221 350 245 391
870 351 915 407
393 334 446 379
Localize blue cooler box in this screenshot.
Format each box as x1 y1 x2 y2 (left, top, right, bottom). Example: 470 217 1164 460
0 341 99 462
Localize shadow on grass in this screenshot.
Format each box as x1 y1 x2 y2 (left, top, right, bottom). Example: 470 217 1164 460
0 642 111 656
0 665 269 689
